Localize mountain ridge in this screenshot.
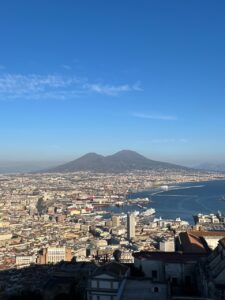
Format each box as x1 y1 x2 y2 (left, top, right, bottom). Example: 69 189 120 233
42 150 190 173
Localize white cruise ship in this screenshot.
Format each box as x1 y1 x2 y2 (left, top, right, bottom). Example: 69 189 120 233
141 208 156 216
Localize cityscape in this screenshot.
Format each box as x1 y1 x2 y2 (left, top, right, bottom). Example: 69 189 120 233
1 1 225 300
0 162 225 299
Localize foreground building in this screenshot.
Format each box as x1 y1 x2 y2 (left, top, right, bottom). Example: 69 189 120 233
87 262 130 300
133 251 208 297
1 239 225 299
199 237 225 300
117 277 168 300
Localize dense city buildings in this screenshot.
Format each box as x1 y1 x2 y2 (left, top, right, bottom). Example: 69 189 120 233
0 169 225 299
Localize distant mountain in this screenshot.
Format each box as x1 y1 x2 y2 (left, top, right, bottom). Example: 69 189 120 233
43 150 190 173
195 162 225 172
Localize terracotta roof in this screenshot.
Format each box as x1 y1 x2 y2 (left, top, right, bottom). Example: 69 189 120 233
188 230 225 237
179 232 210 253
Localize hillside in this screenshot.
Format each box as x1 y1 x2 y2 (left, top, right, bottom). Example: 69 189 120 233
44 150 189 173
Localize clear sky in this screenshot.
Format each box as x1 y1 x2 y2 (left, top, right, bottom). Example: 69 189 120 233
0 0 225 166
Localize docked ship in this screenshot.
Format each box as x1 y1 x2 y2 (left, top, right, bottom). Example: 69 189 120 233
161 185 169 191
141 208 156 216
128 197 151 204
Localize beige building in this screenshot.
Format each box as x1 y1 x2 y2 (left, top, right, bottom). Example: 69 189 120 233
37 246 72 264
160 237 175 252
127 212 136 240
112 215 120 227
0 233 12 241
16 255 36 268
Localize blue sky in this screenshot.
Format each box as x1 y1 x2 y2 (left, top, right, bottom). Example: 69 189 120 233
0 0 225 166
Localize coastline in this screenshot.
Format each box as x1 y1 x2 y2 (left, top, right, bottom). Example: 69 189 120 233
128 178 225 197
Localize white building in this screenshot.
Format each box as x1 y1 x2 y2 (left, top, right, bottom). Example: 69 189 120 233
47 247 67 264
127 212 136 240
16 255 36 268
194 213 220 224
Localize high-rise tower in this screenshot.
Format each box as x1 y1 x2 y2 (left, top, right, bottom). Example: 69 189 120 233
127 212 136 240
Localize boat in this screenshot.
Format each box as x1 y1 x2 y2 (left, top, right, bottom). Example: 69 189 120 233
161 185 169 191
128 197 151 204
95 215 103 219
141 208 156 217
115 201 124 207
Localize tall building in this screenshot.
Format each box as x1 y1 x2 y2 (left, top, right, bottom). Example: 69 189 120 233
112 215 120 227
127 212 136 240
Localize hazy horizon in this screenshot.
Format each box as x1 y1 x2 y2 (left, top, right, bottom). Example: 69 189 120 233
1 149 225 173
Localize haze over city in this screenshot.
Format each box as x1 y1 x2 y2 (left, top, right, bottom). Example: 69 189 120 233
1 1 225 172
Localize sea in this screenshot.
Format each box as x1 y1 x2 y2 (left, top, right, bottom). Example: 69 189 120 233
109 180 225 224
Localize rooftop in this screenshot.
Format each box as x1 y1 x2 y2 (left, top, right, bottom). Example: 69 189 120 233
133 251 208 263
92 261 129 277
179 232 210 253
188 230 225 237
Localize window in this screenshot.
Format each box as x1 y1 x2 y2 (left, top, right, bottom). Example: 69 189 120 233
152 270 157 279
91 280 97 288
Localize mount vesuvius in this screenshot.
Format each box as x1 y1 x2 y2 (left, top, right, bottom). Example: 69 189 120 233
43 150 189 173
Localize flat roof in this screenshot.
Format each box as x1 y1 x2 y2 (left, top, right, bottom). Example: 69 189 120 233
133 251 208 262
